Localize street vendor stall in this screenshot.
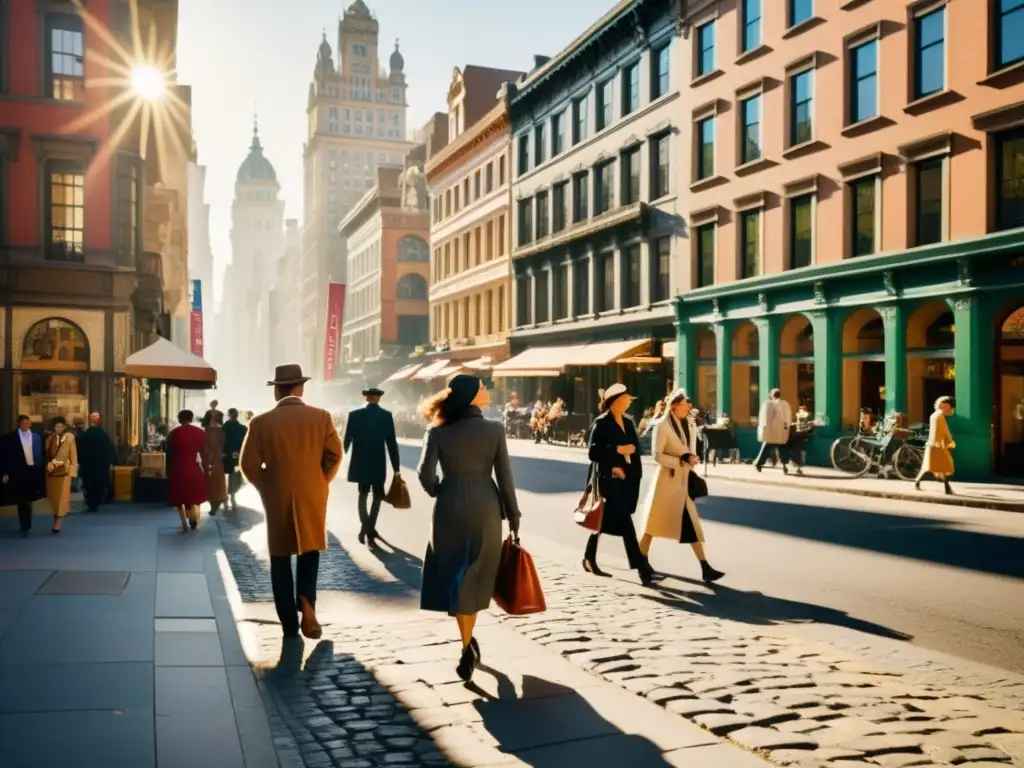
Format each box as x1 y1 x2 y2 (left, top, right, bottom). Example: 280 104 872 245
123 338 217 503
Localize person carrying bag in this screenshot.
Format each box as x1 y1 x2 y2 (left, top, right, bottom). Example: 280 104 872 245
493 533 546 615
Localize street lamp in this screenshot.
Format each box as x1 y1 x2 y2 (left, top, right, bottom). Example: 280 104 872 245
130 65 165 101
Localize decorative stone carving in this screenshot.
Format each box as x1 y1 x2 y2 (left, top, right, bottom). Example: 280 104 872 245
878 305 897 323
882 270 898 296
956 258 973 287
631 8 648 49
953 296 973 312
400 165 427 211
758 293 768 313
813 281 827 305
810 309 827 321
711 298 721 318
114 312 130 372
10 307 105 370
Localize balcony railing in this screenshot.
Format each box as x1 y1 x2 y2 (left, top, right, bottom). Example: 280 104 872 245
45 241 84 263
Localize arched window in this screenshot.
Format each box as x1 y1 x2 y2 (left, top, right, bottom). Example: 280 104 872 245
397 235 429 262
19 318 91 428
396 273 428 300
22 318 90 367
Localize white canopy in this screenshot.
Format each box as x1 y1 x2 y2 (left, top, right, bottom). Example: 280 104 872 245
124 338 217 388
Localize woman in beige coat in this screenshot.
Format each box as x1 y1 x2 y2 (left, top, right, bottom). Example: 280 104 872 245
915 396 956 495
45 417 78 533
637 389 724 583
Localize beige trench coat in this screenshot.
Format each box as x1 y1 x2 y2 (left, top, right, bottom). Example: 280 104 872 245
637 415 704 543
240 398 343 557
758 398 793 445
45 433 78 517
922 410 955 476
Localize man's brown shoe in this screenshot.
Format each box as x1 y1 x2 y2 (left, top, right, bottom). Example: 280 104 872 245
298 596 322 639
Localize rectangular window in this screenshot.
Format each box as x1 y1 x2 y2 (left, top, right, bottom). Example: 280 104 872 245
485 163 494 193
47 163 85 261
651 133 670 199
790 69 813 146
517 198 533 246
597 78 614 131
652 45 670 99
850 176 877 256
454 186 460 211
742 0 762 52
572 171 589 222
554 262 569 321
622 62 640 116
574 257 590 316
516 275 531 327
552 182 567 233
535 123 546 166
47 14 85 101
914 7 945 99
915 158 943 245
485 220 494 260
789 0 813 27
601 252 616 312
624 245 642 308
696 21 715 76
536 190 550 239
850 39 878 124
998 130 1024 229
653 237 671 302
499 155 506 185
498 215 506 255
740 94 762 164
573 94 588 145
535 270 549 324
622 147 641 204
790 194 813 269
696 224 715 288
551 112 565 156
697 117 715 179
474 170 482 200
595 161 615 215
117 157 139 262
740 210 760 279
998 0 1024 69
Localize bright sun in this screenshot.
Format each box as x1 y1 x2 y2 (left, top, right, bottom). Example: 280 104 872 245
131 65 165 101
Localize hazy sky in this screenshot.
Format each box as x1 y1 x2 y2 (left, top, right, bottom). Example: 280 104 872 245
176 0 612 301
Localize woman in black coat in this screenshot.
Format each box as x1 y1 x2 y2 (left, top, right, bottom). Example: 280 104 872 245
584 383 657 586
222 408 248 510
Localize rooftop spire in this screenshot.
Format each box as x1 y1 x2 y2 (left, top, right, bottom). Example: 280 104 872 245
251 107 262 150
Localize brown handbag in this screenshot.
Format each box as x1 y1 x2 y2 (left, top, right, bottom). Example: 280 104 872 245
493 535 547 615
383 473 411 509
572 463 604 531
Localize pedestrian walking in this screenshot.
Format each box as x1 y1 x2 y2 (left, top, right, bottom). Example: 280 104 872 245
343 386 400 547
417 374 521 682
241 364 343 641
201 399 223 429
915 396 957 496
223 408 248 510
0 415 45 536
754 388 793 473
203 411 228 515
77 412 117 512
44 417 78 534
637 389 725 583
582 383 658 586
167 410 207 532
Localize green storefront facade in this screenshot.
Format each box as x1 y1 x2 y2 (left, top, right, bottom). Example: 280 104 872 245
674 229 1024 482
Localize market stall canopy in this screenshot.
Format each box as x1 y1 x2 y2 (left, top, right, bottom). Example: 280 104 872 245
124 338 217 388
382 363 423 383
491 339 651 377
412 359 451 380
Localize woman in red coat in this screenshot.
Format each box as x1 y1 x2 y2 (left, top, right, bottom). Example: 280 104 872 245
167 409 208 532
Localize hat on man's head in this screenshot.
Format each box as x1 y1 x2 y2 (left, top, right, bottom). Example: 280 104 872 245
362 387 385 398
267 364 311 387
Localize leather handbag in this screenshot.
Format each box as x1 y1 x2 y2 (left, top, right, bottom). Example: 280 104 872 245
688 470 708 500
384 473 411 509
493 535 546 615
572 463 604 531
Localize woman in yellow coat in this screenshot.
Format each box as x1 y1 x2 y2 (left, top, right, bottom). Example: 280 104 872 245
45 416 79 533
915 396 955 495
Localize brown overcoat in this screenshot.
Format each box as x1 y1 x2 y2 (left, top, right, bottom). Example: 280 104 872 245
240 398 343 556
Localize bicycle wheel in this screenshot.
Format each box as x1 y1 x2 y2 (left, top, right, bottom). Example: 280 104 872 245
831 437 858 472
892 444 923 481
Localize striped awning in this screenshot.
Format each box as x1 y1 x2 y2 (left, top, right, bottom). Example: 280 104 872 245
412 360 451 380
382 363 422 383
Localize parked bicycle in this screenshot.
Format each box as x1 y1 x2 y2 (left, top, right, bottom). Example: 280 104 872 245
830 413 923 479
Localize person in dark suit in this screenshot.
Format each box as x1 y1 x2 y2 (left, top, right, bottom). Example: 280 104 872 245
343 387 400 547
0 415 46 536
222 408 248 510
77 412 117 512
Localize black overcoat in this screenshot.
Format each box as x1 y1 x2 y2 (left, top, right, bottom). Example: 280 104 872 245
587 411 643 537
343 404 400 486
0 429 45 507
222 420 247 474
77 426 117 486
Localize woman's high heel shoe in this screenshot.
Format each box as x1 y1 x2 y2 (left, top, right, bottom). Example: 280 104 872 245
700 560 725 583
456 642 476 682
470 637 480 664
582 558 612 577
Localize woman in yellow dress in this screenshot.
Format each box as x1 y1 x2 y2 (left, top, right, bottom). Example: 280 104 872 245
915 396 956 495
45 416 79 533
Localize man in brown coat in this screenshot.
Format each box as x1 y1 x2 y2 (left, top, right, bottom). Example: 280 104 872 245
241 364 343 640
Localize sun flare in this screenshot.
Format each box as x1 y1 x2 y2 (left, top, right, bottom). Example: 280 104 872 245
131 65 165 101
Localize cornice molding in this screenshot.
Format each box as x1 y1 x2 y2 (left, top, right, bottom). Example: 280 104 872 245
425 106 510 181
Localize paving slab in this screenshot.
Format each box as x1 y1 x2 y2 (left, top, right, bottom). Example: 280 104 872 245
0 707 155 768
156 572 215 617
36 569 130 595
0 661 153 713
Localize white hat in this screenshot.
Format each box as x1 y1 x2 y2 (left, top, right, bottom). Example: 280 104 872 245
667 387 687 404
601 382 632 407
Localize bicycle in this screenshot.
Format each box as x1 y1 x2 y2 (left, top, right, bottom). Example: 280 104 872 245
891 424 929 481
829 429 885 478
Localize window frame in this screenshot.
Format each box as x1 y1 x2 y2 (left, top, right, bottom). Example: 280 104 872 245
788 68 814 147
116 151 142 265
594 160 615 216
621 146 642 205
653 237 672 302
650 132 671 200
695 21 716 77
572 171 589 223
597 77 614 131
552 181 567 233
788 193 814 270
788 0 813 28
738 208 761 279
739 92 762 165
696 115 715 180
572 93 589 145
912 4 946 100
534 122 547 167
624 244 642 308
996 0 1024 71
848 35 879 125
46 12 85 102
848 175 879 257
517 133 530 176
600 251 616 312
535 190 550 239
997 129 1024 231
622 60 640 117
695 223 715 289
551 112 565 157
913 156 944 246
652 44 670 99
45 159 86 262
740 0 762 53
517 196 533 247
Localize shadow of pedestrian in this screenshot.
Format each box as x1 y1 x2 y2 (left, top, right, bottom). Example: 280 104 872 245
644 578 912 641
367 540 423 590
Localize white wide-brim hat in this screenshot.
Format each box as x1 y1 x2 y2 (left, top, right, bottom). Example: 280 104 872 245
601 382 634 409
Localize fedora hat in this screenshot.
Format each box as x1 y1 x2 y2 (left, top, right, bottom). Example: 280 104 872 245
267 363 311 387
362 387 384 397
601 382 634 409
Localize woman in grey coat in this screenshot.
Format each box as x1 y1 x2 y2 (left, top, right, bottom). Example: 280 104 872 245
418 374 521 681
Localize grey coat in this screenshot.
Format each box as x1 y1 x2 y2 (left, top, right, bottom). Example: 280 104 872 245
417 408 521 615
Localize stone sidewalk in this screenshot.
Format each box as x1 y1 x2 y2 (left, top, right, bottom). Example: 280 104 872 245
0 505 279 768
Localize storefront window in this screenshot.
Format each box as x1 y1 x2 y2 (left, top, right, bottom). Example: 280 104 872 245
17 317 90 428
696 328 717 415
999 306 1024 477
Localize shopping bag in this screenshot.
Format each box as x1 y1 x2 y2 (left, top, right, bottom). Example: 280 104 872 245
572 463 603 531
384 473 411 509
493 535 546 615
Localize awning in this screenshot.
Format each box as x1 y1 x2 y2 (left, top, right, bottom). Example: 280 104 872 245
492 368 562 378
382 363 422 383
412 360 451 380
462 357 493 370
435 364 463 379
566 339 650 366
491 344 579 378
124 338 217 389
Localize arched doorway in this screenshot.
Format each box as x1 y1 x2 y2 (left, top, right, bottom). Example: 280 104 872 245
906 300 956 425
731 321 759 426
997 305 1024 477
18 318 90 429
695 328 716 414
780 315 814 415
841 308 885 427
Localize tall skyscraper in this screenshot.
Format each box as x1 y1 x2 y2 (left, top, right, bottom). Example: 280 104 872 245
299 0 411 382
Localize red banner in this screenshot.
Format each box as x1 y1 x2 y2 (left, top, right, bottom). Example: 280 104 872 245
189 310 204 357
322 282 346 380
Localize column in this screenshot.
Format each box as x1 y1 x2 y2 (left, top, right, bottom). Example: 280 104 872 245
951 295 994 479
754 316 780 399
880 303 906 417
510 278 520 329
640 238 652 306
588 247 599 317
810 310 842 434
714 321 731 419
673 298 696 395
565 257 577 320
527 269 537 327
545 262 555 323
612 239 623 311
